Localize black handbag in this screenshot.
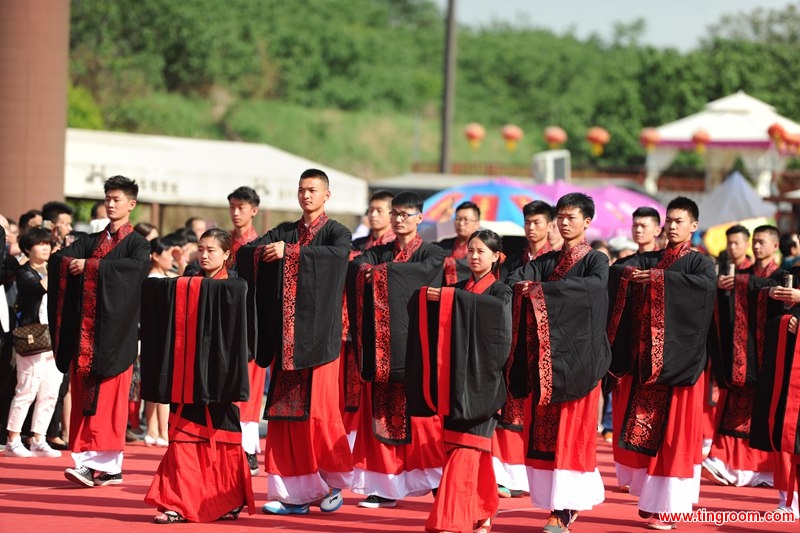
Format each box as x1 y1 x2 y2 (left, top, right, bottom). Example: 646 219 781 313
12 323 52 357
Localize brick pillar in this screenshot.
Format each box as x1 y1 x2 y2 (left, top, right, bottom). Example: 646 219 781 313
0 0 70 219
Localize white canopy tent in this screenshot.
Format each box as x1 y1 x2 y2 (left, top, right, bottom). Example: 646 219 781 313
644 91 800 196
64 129 368 215
695 171 776 230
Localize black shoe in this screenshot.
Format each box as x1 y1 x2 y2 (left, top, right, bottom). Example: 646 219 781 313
125 428 144 442
246 452 260 476
358 495 396 508
94 472 123 486
65 466 95 487
46 437 70 451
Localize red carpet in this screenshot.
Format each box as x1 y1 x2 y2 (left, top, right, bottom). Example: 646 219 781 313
0 437 796 532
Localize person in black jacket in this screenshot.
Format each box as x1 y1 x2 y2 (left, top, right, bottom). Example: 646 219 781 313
4 227 63 458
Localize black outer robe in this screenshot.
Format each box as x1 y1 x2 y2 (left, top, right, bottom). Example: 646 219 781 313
48 229 150 377
406 280 512 441
607 250 716 387
348 240 445 444
708 267 782 389
140 275 250 407
751 264 800 456
350 241 446 383
505 249 612 405
236 219 351 370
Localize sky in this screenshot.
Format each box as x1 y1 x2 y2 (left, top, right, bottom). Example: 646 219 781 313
432 0 797 50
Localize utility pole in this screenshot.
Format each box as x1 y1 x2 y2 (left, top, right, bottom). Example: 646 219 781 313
439 0 457 174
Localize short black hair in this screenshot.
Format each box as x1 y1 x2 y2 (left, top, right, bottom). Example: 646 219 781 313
19 227 52 255
19 210 42 229
632 206 661 226
725 224 750 239
162 230 188 248
369 190 395 203
134 222 157 238
522 200 554 221
300 168 329 188
149 237 171 255
90 201 105 219
199 228 232 253
391 191 424 214
227 186 261 207
41 201 73 224
185 216 204 228
665 196 699 222
455 201 480 220
753 224 779 242
779 233 799 256
104 175 139 199
556 192 595 219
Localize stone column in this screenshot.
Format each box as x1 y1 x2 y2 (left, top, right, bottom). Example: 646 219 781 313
0 0 70 219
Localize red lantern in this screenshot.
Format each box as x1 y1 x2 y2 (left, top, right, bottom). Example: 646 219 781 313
501 124 524 152
544 126 567 149
464 122 486 150
586 127 610 156
767 122 786 142
639 128 661 152
692 129 710 154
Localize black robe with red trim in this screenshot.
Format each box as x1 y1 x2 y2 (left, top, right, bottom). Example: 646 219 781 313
708 266 782 389
607 247 716 456
751 264 800 457
348 240 445 444
48 229 150 378
236 219 351 370
406 280 512 441
350 241 446 383
505 249 612 405
607 250 716 386
139 275 250 407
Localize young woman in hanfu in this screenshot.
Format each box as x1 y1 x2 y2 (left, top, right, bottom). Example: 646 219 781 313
407 229 513 533
141 229 254 523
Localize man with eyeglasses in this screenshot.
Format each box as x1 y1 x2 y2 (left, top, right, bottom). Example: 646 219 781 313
438 201 481 285
348 191 446 509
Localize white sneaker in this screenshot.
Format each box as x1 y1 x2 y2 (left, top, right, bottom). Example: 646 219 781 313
4 439 33 458
30 439 62 458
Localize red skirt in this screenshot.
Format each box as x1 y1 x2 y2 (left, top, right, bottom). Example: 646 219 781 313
353 382 444 474
612 374 650 470
426 444 497 533
647 378 703 478
236 360 267 423
528 385 600 472
265 358 353 476
70 366 132 452
145 440 254 522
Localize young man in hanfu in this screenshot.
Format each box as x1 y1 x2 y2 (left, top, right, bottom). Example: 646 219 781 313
407 228 512 533
750 255 800 519
505 192 611 533
704 225 782 488
48 175 150 487
439 201 481 285
342 190 396 449
493 200 557 499
237 168 353 515
606 197 716 530
226 185 264 476
141 229 254 523
349 191 446 508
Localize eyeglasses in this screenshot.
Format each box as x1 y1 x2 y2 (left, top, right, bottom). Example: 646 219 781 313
454 217 478 224
390 210 420 221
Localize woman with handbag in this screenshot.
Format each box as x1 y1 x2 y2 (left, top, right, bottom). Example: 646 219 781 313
4 227 62 458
